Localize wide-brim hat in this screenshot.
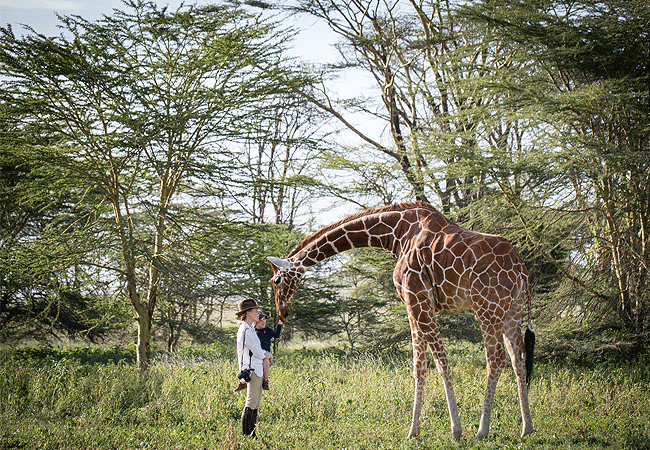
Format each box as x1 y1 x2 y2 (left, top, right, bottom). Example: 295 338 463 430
235 298 260 319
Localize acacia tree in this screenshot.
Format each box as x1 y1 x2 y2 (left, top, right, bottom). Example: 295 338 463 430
0 0 297 370
284 0 558 346
0 105 131 342
290 0 532 220
463 0 650 334
228 94 328 230
334 247 399 350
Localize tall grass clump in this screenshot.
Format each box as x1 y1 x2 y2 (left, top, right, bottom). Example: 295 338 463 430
1 343 649 449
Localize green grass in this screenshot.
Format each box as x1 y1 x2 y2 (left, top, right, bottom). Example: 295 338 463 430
1 343 649 449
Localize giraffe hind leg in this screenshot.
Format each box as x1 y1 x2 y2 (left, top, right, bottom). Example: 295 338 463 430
503 318 534 437
476 322 507 440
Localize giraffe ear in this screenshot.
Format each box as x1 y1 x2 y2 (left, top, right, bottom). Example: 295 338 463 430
267 256 290 270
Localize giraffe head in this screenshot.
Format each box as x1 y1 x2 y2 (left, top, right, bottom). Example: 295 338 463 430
267 256 304 321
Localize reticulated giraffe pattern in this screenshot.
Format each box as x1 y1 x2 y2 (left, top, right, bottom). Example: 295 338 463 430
268 202 534 440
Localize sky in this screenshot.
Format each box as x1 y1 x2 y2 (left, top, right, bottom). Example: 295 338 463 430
0 0 131 35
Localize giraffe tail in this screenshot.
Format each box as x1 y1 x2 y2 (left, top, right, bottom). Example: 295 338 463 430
524 282 535 385
524 325 535 386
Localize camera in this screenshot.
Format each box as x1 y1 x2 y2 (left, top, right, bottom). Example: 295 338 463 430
237 368 252 382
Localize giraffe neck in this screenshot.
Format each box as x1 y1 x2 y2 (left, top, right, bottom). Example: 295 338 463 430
288 203 451 269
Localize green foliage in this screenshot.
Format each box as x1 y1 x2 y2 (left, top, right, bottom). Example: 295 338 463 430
0 0 310 362
456 0 650 337
2 0 650 386
1 344 649 449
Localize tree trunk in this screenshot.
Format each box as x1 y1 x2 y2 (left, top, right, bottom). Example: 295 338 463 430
125 273 152 373
167 322 176 353
137 312 152 372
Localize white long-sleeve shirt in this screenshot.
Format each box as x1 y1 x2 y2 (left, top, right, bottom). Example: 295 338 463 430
237 321 270 377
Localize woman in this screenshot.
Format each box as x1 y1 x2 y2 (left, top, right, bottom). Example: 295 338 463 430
235 298 271 437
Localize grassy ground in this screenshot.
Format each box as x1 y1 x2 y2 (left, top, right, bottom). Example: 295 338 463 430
1 342 649 450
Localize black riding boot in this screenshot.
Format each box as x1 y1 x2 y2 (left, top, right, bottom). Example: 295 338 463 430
241 407 258 437
250 408 258 437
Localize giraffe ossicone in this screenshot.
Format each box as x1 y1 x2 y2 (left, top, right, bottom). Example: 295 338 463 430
268 202 534 440
267 256 290 269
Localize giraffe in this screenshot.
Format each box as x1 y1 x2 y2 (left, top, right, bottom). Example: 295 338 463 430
267 202 534 440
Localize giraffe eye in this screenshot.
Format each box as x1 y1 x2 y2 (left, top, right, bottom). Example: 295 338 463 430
273 276 283 285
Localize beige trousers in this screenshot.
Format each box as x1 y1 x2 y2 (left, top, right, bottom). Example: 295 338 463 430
245 373 263 409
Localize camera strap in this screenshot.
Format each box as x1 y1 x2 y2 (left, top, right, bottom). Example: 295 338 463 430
239 326 254 370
